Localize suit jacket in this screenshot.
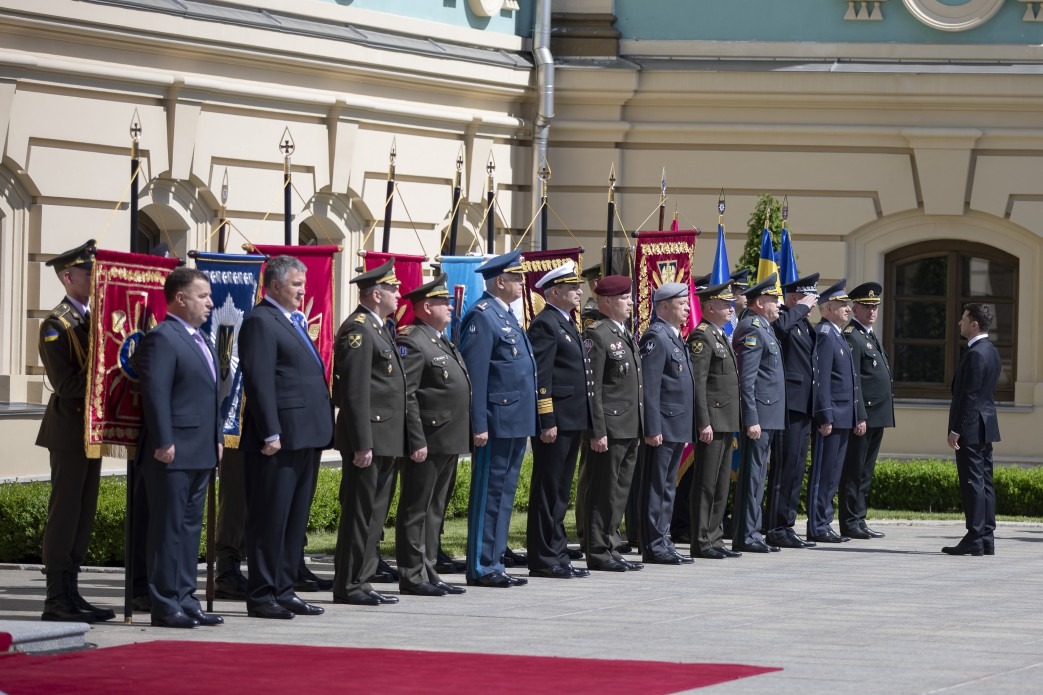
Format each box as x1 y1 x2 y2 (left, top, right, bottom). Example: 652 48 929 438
733 312 785 431
398 320 472 456
459 292 538 439
812 319 866 428
528 305 592 433
36 299 90 453
844 319 895 429
639 318 695 443
688 319 740 433
586 318 643 440
333 306 409 457
948 336 1001 445
773 303 816 416
137 317 221 470
238 300 334 452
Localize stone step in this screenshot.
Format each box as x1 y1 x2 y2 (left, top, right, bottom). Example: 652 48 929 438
0 619 90 654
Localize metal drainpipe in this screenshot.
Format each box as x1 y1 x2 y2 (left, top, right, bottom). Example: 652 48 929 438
531 0 554 250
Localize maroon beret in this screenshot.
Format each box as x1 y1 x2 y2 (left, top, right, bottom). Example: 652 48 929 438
595 275 632 297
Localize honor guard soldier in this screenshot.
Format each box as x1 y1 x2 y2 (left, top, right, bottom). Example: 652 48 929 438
395 274 471 596
526 261 593 579
686 282 742 560
839 282 894 540
807 280 866 544
332 259 408 606
580 263 602 329
459 250 538 588
37 240 115 623
583 275 645 572
731 273 785 554
638 282 696 565
764 273 821 549
727 268 752 334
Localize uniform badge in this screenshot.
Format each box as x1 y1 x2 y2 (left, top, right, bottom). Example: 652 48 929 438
348 334 362 349
691 341 704 353
42 328 60 343
744 336 758 348
867 341 873 350
641 340 656 356
584 339 593 353
469 324 477 333
387 363 393 375
354 314 367 324
752 317 763 328
840 348 844 356
398 345 408 357
565 335 572 342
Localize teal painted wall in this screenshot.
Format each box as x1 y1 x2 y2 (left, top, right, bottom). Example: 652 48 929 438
615 0 1041 44
321 0 533 37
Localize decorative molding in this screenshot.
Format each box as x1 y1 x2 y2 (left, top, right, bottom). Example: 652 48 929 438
1020 1 1043 22
844 0 887 21
900 0 1004 31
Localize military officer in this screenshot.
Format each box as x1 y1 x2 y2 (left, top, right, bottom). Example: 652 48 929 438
526 261 593 579
580 263 602 329
396 274 471 596
686 282 742 559
731 274 785 554
764 273 820 549
638 282 696 565
332 260 408 607
727 268 752 334
583 275 645 572
459 250 538 588
807 280 867 544
839 282 894 540
36 240 115 623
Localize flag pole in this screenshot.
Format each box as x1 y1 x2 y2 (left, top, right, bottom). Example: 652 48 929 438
382 139 396 253
605 163 616 275
485 153 496 253
658 167 666 231
448 146 463 255
280 127 295 246
538 157 551 251
124 110 142 624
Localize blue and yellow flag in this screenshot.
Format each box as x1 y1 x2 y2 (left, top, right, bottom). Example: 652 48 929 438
779 225 798 286
757 227 782 295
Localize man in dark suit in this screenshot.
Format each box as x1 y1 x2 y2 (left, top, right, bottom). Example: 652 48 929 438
330 260 408 606
459 250 538 588
731 274 785 554
944 303 1002 556
137 268 223 628
583 275 645 572
396 274 471 596
638 282 695 565
840 282 894 540
37 240 114 623
239 254 333 619
764 273 820 549
526 261 592 579
807 281 866 544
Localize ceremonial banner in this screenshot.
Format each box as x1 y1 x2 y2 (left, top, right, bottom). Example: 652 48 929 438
194 252 265 448
779 225 798 286
634 229 698 338
250 244 338 385
85 249 179 457
440 255 487 342
520 247 582 328
756 228 782 295
363 251 425 333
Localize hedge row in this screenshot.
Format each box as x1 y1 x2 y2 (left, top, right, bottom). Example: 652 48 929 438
2 457 1040 565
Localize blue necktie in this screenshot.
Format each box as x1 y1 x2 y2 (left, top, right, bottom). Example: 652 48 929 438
291 312 323 367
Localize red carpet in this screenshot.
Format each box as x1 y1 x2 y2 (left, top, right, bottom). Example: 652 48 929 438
0 640 780 694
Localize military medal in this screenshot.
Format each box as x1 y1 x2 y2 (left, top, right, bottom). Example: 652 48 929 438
387 363 393 375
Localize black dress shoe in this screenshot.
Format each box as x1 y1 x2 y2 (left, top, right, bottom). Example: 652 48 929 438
400 582 448 596
279 596 325 615
674 553 695 564
184 608 224 626
842 527 873 540
529 565 573 578
694 548 727 559
466 573 512 588
248 601 296 619
434 581 466 595
504 573 528 586
809 528 848 544
567 547 584 560
620 559 644 571
734 540 773 554
644 554 683 565
715 546 742 558
502 548 528 568
769 534 809 549
565 564 590 578
41 599 96 623
151 611 199 628
70 596 115 622
367 590 400 604
334 592 379 606
942 543 984 556
371 557 399 583
131 594 152 612
615 543 634 554
588 559 627 572
861 524 886 538
435 548 467 574
296 566 333 592
215 572 249 600
984 543 995 556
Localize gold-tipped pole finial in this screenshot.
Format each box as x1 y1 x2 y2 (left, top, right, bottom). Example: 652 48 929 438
538 157 551 199
129 109 142 158
608 162 617 203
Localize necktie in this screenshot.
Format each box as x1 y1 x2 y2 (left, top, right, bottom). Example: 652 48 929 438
291 312 323 367
193 331 216 382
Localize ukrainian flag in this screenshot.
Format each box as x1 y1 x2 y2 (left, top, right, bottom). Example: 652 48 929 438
779 225 798 286
757 227 782 295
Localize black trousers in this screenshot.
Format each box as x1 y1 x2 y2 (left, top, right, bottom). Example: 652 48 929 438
396 454 456 588
333 454 398 599
807 428 851 537
583 437 639 567
639 440 685 559
216 447 247 576
528 430 582 571
43 450 101 574
955 442 996 546
691 434 733 553
765 411 812 539
839 426 884 533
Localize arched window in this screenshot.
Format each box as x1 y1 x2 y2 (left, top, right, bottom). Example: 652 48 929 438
885 240 1017 402
134 215 162 255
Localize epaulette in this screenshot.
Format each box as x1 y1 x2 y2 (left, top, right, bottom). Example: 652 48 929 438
844 326 854 334
400 325 416 336
696 321 709 331
51 303 73 320
353 314 367 324
475 301 489 311
752 316 764 328
818 324 831 334
650 322 664 333
588 320 602 330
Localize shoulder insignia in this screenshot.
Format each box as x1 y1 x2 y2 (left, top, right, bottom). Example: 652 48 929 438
400 325 416 336
398 345 409 357
353 314 367 324
696 322 708 331
348 334 363 349
588 320 602 330
818 324 830 334
476 301 489 311
640 340 656 356
752 317 763 328
42 328 61 343
51 303 72 319
844 326 853 334
691 340 704 353
650 322 664 333
743 335 758 348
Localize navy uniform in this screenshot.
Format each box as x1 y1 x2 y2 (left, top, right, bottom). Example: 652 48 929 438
36 241 114 623
764 273 820 549
396 275 472 596
583 275 645 572
807 280 866 543
526 262 593 578
731 274 785 553
638 282 696 564
459 250 538 587
839 282 894 539
332 260 409 606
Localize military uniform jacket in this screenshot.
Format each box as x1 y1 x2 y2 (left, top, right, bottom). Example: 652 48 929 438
844 319 895 428
639 318 695 443
688 320 740 433
528 305 593 433
459 292 538 439
586 318 643 440
732 313 785 431
36 299 90 453
333 306 410 457
773 304 816 416
397 320 472 456
812 319 866 428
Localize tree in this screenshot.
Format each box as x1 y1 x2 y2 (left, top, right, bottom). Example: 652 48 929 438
736 194 784 273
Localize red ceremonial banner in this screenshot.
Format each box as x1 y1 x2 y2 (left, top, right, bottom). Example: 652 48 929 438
251 244 339 385
634 230 699 339
520 247 583 328
363 251 425 333
85 249 180 457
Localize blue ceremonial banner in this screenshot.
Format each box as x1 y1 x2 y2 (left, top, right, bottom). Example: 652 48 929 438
710 222 730 286
440 255 488 342
194 252 265 448
779 226 798 286
757 227 781 295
